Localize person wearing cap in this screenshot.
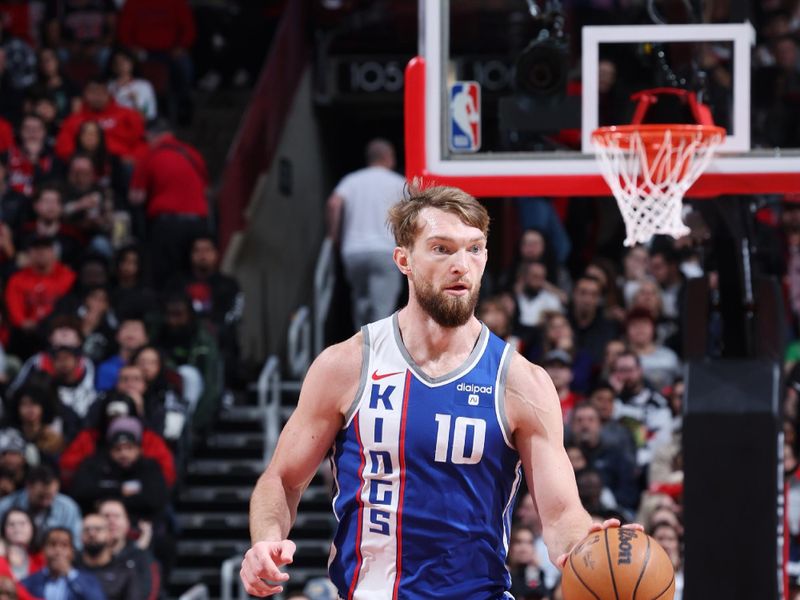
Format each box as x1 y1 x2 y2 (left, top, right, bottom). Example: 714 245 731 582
69 416 168 525
59 391 176 489
542 349 582 423
624 307 681 391
0 428 29 490
0 465 82 550
4 227 75 359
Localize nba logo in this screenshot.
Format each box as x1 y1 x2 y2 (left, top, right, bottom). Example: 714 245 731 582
468 394 480 406
449 82 481 153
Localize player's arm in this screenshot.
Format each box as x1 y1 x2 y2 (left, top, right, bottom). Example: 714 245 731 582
241 334 361 596
505 353 592 565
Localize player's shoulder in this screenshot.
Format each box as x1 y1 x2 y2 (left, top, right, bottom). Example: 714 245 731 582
310 330 365 382
505 350 553 393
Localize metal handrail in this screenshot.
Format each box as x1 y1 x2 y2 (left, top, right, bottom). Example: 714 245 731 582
178 584 210 600
256 356 281 463
287 306 311 379
313 237 335 357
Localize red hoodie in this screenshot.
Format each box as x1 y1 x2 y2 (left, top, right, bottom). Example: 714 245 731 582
5 263 76 328
59 428 176 488
117 0 196 52
55 100 146 161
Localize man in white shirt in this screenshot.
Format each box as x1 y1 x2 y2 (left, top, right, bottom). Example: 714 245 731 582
327 139 406 328
515 261 563 327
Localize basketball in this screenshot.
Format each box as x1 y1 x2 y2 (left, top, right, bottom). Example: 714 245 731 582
562 527 675 600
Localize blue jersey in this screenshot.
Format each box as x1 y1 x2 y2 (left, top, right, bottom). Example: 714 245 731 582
328 313 523 599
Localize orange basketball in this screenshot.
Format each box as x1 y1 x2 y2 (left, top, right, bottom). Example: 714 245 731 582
562 527 675 600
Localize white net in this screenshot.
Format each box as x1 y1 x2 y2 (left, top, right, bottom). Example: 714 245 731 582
592 126 725 246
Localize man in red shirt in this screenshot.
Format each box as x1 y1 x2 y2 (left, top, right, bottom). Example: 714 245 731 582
55 78 146 162
117 0 196 124
129 120 208 286
5 234 76 358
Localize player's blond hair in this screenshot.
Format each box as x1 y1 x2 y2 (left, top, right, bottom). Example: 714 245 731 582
388 184 490 248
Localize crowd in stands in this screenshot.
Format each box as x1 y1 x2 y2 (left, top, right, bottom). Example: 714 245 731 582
0 1 249 598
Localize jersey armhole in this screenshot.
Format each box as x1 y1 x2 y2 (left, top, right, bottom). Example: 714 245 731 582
343 325 370 428
495 344 515 450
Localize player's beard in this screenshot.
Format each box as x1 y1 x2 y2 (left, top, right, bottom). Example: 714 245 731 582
412 273 480 328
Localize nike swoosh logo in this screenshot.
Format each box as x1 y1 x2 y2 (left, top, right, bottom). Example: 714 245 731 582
371 370 403 381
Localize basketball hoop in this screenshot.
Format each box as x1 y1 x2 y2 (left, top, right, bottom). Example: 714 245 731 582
592 89 726 246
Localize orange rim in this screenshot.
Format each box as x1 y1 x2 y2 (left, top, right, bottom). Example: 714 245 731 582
592 124 726 147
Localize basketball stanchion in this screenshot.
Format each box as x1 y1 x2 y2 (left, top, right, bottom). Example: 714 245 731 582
591 88 726 246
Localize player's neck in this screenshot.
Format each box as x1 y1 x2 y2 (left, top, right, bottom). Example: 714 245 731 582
397 302 482 360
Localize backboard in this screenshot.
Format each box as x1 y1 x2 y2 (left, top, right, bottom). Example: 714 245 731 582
406 0 800 197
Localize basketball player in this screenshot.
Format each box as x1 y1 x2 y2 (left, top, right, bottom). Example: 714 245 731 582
241 186 635 598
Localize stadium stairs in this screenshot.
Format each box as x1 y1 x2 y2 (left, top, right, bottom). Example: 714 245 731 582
167 387 336 599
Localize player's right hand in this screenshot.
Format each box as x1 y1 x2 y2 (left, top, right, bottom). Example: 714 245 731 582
240 540 296 597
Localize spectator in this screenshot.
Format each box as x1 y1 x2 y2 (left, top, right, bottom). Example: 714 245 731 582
73 121 118 194
128 120 209 287
60 391 175 489
0 118 13 156
650 521 683 600
0 18 34 91
31 48 79 121
10 317 97 419
70 416 168 525
542 349 581 423
62 154 113 257
95 318 147 392
44 0 117 64
588 382 636 465
0 159 27 235
512 492 559 590
3 231 77 359
568 275 619 367
539 312 593 393
117 0 196 123
629 279 679 349
55 78 146 163
98 499 157 600
506 525 546 599
21 527 105 600
172 233 242 381
477 296 523 352
326 138 405 328
609 351 673 471
0 465 82 550
0 509 44 581
570 402 638 512
110 244 157 318
501 228 568 299
576 468 623 519
624 308 681 390
18 185 85 268
515 262 563 328
54 254 112 314
585 259 626 323
107 47 157 121
131 346 189 445
5 382 70 463
6 114 61 198
0 430 27 491
648 247 685 321
620 245 650 306
154 292 221 432
0 49 22 123
78 513 140 600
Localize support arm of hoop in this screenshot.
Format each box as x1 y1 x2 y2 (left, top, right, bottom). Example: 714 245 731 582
630 87 714 126
404 57 428 186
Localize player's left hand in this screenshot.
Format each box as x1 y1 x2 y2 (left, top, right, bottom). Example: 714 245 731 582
556 519 644 568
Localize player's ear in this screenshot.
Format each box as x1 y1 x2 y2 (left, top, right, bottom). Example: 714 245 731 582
394 246 411 274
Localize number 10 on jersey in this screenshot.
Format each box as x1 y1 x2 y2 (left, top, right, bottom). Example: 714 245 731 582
434 414 486 464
